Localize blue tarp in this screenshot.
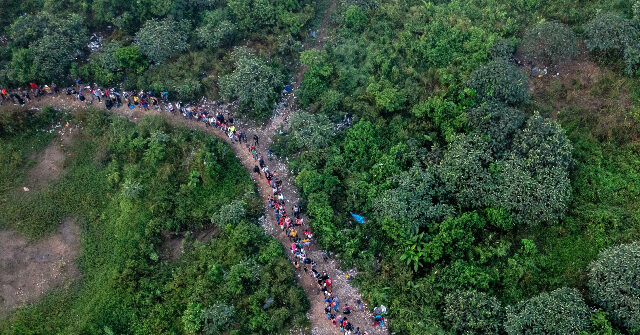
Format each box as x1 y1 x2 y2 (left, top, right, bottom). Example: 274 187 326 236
350 212 365 224
284 85 293 93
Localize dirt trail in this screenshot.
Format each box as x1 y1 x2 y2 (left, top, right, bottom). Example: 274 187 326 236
0 1 388 332
5 95 385 334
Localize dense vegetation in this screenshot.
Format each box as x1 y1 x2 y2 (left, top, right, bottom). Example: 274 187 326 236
2 0 640 334
0 0 324 112
272 0 640 334
0 108 307 334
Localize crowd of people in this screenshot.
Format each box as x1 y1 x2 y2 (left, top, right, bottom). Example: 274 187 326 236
0 81 387 334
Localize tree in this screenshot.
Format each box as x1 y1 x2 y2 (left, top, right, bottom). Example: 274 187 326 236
196 9 239 49
135 18 188 63
468 60 529 106
344 5 368 32
7 13 87 84
439 133 493 209
84 41 123 86
202 303 236 335
288 111 335 151
521 21 578 66
115 45 148 76
228 0 277 32
299 49 333 107
342 119 383 171
584 13 638 55
491 113 572 226
588 241 640 332
7 13 51 48
511 112 573 173
376 167 454 238
444 290 504 335
504 287 591 335
211 200 247 228
218 47 284 117
583 12 640 74
466 102 525 156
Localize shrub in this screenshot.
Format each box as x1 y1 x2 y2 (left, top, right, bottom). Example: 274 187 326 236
444 290 504 335
288 111 335 151
504 287 591 335
588 241 640 332
196 10 238 49
202 303 235 335
468 60 530 106
584 13 638 54
466 102 525 156
135 18 188 63
218 47 284 117
521 21 578 65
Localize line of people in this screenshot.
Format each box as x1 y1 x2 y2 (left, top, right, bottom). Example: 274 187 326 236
1 81 386 334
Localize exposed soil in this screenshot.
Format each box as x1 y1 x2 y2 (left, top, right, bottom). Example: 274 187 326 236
0 218 81 316
529 59 638 141
24 141 64 191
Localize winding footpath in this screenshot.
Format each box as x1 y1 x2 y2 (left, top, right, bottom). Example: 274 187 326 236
0 2 389 333
3 87 386 334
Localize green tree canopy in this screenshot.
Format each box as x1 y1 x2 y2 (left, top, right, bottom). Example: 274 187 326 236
588 241 640 332
218 47 284 117
504 287 591 335
288 111 335 151
202 302 236 335
521 21 578 66
584 13 638 54
6 13 87 84
196 9 239 49
376 167 454 238
466 102 525 156
439 133 493 209
135 18 189 63
468 60 530 106
444 290 504 335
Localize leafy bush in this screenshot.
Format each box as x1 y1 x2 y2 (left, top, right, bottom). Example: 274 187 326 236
468 60 530 106
521 21 578 65
219 47 284 117
288 111 335 151
588 241 640 332
202 303 236 335
504 287 591 335
196 9 239 49
444 290 504 335
135 18 189 63
466 102 525 156
6 13 87 84
584 13 638 54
